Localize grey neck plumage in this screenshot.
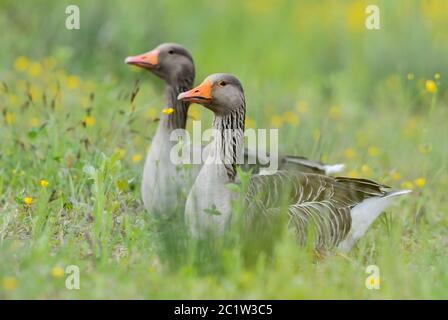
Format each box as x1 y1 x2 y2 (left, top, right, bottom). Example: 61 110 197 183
160 78 193 130
211 105 246 181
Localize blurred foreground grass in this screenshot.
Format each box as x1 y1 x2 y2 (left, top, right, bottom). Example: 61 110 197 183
0 0 447 299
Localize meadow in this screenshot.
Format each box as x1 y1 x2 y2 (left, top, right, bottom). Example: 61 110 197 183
0 0 447 299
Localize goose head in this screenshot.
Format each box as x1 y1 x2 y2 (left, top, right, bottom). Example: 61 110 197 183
125 43 195 85
177 73 245 116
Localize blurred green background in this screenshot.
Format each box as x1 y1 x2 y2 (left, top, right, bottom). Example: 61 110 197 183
2 0 448 101
0 0 447 299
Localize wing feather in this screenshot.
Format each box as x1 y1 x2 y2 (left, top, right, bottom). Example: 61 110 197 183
244 171 389 249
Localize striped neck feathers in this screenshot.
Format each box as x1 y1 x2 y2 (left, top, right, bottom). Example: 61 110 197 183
211 106 246 181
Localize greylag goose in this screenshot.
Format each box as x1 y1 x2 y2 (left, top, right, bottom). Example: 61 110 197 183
125 43 195 216
125 43 343 217
178 73 411 252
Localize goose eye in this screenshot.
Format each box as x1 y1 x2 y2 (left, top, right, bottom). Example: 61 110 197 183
218 81 227 87
168 50 174 55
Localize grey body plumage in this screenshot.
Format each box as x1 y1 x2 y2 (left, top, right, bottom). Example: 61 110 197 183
179 73 411 252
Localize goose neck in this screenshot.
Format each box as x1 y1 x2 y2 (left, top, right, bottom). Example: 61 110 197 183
160 80 192 130
210 108 246 181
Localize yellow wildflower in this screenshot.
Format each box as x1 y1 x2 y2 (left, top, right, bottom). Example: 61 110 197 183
434 73 441 80
401 181 414 190
368 146 380 157
9 94 18 106
116 180 129 191
402 116 420 137
390 170 401 181
29 117 40 127
14 56 29 72
328 106 342 120
347 170 359 178
283 111 300 127
66 75 80 90
84 116 96 127
39 179 49 188
418 144 432 155
244 0 273 15
238 271 255 288
162 107 174 115
425 80 437 93
29 85 41 102
132 154 142 163
369 277 379 287
114 148 126 159
2 277 17 291
344 148 355 160
24 197 33 205
346 1 365 33
5 112 16 125
361 164 371 175
414 178 426 188
296 101 309 114
28 62 42 77
406 73 414 80
245 116 255 128
270 115 283 128
51 266 65 278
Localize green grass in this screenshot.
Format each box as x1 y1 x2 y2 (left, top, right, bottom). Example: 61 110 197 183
1 0 447 299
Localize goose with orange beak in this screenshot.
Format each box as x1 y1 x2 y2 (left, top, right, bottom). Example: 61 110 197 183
177 80 213 105
125 43 196 216
125 49 159 70
125 44 343 218
178 73 411 252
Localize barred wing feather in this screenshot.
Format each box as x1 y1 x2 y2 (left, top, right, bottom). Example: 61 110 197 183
244 171 392 250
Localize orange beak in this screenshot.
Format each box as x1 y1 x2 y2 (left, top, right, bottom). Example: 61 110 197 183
124 49 159 69
177 80 213 104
